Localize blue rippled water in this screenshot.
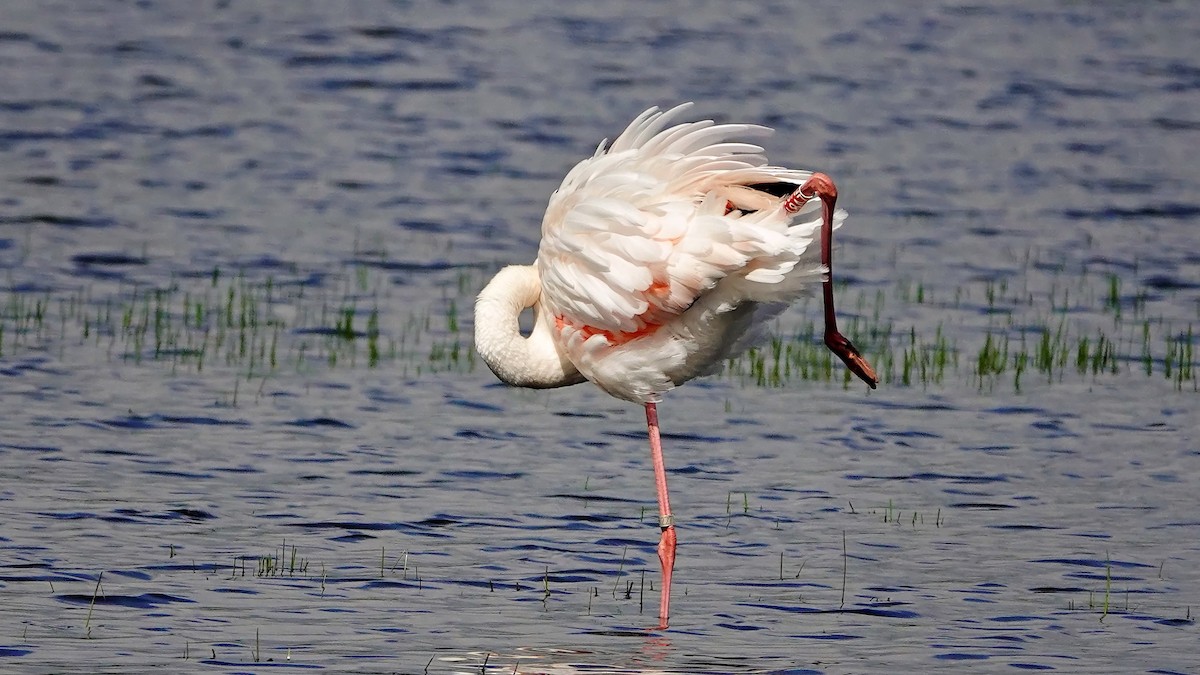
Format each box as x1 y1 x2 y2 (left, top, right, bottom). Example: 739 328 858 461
0 1 1198 673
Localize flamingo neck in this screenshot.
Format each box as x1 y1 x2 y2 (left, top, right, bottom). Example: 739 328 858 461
474 264 585 390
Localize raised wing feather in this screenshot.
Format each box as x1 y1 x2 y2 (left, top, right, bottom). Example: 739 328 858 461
537 105 824 342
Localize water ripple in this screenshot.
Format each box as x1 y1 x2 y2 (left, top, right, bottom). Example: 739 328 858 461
740 602 921 619
286 417 354 428
56 592 194 608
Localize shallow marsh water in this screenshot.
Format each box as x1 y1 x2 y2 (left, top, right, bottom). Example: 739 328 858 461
0 2 1198 673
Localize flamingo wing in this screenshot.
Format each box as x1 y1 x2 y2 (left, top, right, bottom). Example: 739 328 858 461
537 104 831 346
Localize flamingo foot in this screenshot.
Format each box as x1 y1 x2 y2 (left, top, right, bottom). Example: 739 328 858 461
654 524 676 629
826 329 878 388
783 173 879 389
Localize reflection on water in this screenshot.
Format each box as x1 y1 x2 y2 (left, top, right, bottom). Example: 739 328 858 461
0 1 1198 673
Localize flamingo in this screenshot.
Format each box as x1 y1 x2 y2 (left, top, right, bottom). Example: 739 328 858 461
474 103 878 629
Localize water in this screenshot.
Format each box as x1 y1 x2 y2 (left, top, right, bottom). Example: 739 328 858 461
1 1 1198 673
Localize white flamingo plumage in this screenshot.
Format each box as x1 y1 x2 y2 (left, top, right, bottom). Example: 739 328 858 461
474 103 877 629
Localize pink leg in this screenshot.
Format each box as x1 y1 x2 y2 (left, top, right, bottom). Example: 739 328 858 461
784 173 879 388
645 402 675 629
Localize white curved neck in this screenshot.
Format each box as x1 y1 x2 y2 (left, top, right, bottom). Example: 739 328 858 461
474 264 585 390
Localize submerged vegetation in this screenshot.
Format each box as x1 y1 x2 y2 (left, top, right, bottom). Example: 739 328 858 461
0 249 1195 393
727 267 1197 393
0 257 474 384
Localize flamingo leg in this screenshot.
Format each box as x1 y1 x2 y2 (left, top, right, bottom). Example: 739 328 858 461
645 401 675 629
784 174 879 388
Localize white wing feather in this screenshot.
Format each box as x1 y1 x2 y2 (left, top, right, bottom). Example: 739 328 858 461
535 105 844 401
541 106 822 330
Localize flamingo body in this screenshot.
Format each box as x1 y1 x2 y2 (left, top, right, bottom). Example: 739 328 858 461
477 103 844 402
474 104 876 629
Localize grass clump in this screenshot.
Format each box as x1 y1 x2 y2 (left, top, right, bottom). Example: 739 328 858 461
0 258 479 382
723 264 1196 393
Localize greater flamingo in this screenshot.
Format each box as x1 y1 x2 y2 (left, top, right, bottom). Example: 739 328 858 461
474 104 878 629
